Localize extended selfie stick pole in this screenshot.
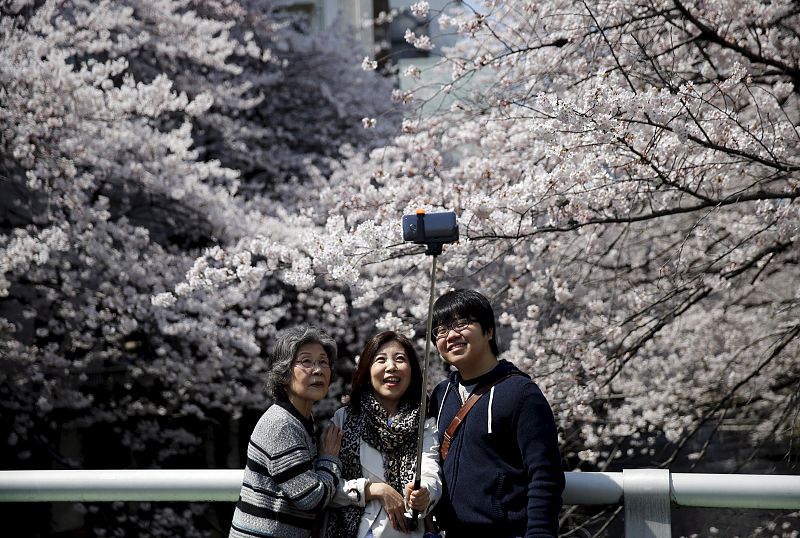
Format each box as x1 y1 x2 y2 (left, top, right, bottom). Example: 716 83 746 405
401 209 457 531
410 242 440 529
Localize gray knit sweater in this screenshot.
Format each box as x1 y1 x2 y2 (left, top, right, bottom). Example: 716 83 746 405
229 401 342 538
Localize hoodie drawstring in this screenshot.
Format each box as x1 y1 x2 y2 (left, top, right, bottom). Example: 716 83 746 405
487 385 495 434
437 382 452 427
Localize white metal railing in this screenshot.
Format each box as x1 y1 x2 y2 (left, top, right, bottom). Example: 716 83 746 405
1 470 799 537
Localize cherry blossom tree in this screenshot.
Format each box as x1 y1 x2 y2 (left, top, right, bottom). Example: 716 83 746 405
155 0 798 523
156 2 798 535
0 0 396 535
3 0 799 535
300 0 800 534
321 0 800 462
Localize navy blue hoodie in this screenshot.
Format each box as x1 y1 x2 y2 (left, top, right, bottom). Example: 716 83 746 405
429 360 564 537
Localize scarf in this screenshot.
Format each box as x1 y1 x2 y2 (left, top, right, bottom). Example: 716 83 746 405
325 392 419 538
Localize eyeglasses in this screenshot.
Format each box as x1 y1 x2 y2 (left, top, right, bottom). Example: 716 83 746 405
432 318 476 340
293 358 331 371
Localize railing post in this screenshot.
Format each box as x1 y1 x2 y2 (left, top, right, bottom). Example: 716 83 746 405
623 468 672 537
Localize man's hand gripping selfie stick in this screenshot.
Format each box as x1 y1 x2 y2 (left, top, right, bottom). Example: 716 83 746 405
401 209 459 530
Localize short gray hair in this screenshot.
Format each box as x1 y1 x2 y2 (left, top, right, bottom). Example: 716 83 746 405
266 325 338 399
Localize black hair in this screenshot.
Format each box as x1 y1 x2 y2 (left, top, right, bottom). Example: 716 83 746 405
431 289 500 356
349 331 423 411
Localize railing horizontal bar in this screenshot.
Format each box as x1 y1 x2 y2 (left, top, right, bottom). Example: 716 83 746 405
671 473 800 509
0 470 798 509
563 472 624 505
0 470 243 502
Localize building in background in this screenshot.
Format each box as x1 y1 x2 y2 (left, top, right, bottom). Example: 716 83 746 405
303 0 376 47
302 0 469 114
305 0 459 66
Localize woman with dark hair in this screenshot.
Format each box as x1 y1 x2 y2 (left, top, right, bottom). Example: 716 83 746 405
229 325 343 538
324 331 441 538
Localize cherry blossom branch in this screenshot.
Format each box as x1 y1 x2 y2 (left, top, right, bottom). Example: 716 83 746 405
673 0 800 86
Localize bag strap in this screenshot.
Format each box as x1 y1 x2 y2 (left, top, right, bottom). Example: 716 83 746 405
440 373 516 461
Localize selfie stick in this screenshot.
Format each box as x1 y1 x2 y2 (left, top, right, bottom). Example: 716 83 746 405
411 250 437 496
409 210 449 530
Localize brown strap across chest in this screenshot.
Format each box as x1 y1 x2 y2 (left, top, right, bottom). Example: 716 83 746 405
440 373 515 461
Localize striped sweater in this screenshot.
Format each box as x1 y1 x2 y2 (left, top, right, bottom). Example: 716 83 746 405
229 401 342 538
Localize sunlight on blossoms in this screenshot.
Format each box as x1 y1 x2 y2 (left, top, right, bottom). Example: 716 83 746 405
376 312 414 338
151 292 177 308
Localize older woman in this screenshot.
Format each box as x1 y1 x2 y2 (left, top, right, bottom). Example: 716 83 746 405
229 325 343 538
324 331 441 538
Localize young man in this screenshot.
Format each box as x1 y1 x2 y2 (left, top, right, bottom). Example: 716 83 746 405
428 289 564 538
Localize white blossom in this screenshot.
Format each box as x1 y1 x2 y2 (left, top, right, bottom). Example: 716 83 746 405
404 29 434 51
404 64 422 79
361 56 378 71
410 2 430 18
